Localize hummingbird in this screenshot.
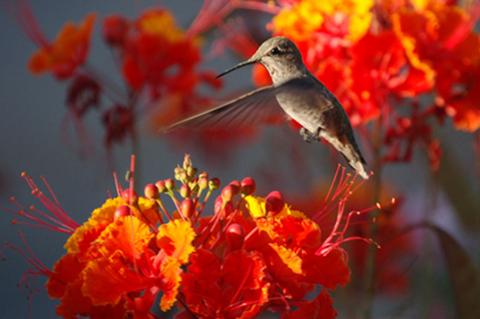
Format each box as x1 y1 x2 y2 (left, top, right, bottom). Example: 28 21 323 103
164 36 369 179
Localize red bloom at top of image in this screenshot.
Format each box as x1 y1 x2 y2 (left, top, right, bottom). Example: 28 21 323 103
28 13 96 79
392 1 480 131
117 9 217 99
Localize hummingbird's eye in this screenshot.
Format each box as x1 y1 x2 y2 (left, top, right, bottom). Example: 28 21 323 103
270 47 281 55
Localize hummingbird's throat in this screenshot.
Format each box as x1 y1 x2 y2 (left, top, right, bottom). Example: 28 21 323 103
262 60 307 85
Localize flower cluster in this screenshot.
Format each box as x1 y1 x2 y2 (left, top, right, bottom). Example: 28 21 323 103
10 155 376 318
19 4 221 152
244 0 480 168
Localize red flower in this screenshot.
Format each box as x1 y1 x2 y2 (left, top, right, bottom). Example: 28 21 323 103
117 9 218 100
10 156 375 318
28 13 96 79
392 2 480 131
66 74 101 117
101 105 134 147
283 290 337 319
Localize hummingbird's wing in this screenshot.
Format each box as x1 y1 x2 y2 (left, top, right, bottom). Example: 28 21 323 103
162 86 282 132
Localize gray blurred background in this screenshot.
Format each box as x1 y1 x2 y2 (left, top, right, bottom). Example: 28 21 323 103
1 1 479 318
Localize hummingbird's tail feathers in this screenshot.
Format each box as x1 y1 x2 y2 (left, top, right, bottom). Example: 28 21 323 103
160 85 281 133
321 133 369 180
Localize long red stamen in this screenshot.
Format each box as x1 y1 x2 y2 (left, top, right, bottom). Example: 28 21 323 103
113 171 123 196
12 173 79 233
4 232 52 278
314 167 380 256
12 0 50 48
229 261 253 305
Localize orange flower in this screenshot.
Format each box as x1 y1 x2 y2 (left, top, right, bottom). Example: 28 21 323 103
392 2 480 131
119 9 213 98
28 13 95 79
242 194 351 293
11 156 374 318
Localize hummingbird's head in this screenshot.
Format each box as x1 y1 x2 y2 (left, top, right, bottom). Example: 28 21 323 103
253 37 302 67
217 36 306 83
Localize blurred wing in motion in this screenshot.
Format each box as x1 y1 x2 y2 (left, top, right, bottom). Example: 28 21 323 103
162 85 282 132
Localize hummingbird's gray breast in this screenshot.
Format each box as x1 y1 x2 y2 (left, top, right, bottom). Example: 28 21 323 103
274 76 335 133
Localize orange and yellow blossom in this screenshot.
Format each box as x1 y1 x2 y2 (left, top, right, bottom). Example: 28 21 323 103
11 156 376 318
272 0 374 42
391 1 480 131
47 196 195 317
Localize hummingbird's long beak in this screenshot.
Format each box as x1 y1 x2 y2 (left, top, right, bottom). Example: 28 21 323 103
216 58 258 79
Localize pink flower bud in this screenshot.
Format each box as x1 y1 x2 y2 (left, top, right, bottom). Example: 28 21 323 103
179 184 191 198
209 178 221 190
165 178 175 191
221 185 235 202
144 183 158 199
198 176 208 190
240 177 256 195
266 191 284 214
155 180 166 193
181 198 195 218
114 205 131 220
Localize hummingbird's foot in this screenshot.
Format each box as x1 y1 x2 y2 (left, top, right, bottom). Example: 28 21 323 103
300 128 319 143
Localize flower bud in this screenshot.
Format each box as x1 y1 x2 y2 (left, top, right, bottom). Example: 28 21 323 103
209 178 220 190
114 205 131 220
165 178 175 191
240 177 256 195
179 184 191 198
144 183 158 199
182 154 192 170
221 185 235 202
155 180 166 193
174 167 187 182
198 176 208 190
181 198 195 218
226 223 244 250
186 166 197 178
266 191 284 214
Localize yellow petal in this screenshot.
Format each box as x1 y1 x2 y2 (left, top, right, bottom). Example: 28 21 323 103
94 215 154 260
244 195 266 218
65 197 126 254
159 257 182 311
157 219 195 264
269 243 303 275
